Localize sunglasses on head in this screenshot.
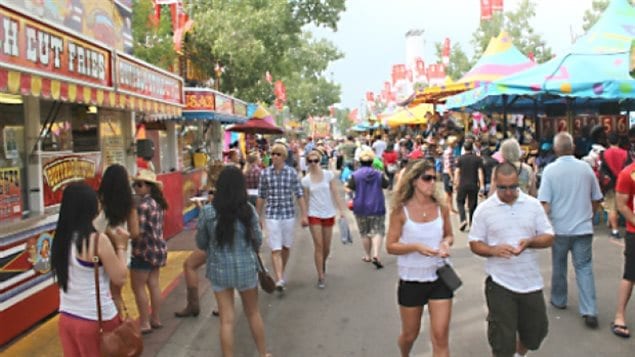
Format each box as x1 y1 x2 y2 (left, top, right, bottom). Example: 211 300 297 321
307 159 320 164
497 184 519 191
419 174 436 182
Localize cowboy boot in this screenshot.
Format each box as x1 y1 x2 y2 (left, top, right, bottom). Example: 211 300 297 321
174 287 199 317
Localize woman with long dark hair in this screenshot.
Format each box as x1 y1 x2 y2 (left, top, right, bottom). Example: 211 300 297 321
95 164 139 315
196 166 270 357
130 169 168 334
386 160 454 357
52 182 128 356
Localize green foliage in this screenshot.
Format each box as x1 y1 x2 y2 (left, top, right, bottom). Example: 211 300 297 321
434 42 471 81
131 0 178 70
582 0 609 32
471 0 553 64
334 107 353 134
186 0 344 120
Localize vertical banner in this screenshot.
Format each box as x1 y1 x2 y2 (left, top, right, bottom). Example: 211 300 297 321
0 167 22 221
492 0 504 12
442 38 451 66
480 0 492 20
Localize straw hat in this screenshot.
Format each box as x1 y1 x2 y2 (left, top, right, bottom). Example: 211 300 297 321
359 150 375 162
132 169 163 190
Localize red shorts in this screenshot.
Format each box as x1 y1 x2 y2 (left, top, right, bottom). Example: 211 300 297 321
308 216 336 227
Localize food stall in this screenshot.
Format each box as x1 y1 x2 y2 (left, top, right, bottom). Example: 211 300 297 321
0 3 183 345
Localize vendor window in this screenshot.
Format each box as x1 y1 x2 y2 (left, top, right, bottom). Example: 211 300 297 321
0 97 28 222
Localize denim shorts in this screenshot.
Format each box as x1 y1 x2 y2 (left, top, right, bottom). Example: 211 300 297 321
129 257 153 271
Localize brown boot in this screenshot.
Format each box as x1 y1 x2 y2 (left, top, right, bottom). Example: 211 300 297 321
174 287 200 317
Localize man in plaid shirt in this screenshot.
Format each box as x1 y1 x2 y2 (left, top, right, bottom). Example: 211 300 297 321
257 143 308 292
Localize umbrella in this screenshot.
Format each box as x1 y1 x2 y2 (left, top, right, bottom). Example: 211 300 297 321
226 118 284 134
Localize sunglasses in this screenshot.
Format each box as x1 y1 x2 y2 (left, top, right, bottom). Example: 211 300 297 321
497 184 519 191
307 159 320 164
132 181 146 188
271 152 284 157
419 174 436 182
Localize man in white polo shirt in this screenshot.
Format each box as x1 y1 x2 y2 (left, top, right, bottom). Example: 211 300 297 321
469 162 554 357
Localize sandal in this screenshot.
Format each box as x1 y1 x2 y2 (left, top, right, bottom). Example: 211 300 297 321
141 328 153 335
361 256 372 262
212 309 220 317
150 322 163 329
372 257 384 269
611 322 631 338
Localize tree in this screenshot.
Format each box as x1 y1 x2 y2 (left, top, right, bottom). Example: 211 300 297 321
185 0 344 119
471 0 553 64
434 42 472 81
582 0 609 32
131 0 178 70
334 107 353 134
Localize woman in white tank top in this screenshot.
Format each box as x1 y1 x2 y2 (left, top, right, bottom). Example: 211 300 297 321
51 182 128 356
386 160 455 357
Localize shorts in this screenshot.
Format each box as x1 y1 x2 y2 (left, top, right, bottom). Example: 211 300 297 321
624 232 635 281
485 277 548 356
129 257 154 271
308 216 336 227
603 190 616 211
355 215 385 237
442 173 453 193
398 279 453 307
265 218 296 251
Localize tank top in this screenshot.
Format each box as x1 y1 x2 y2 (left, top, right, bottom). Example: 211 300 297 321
59 241 118 321
397 206 445 282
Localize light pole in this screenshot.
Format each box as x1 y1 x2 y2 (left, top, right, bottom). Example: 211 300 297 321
214 63 225 91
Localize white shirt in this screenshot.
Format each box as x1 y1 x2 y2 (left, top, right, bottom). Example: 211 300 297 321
372 140 387 157
468 192 554 293
301 170 337 218
59 244 118 320
398 207 445 282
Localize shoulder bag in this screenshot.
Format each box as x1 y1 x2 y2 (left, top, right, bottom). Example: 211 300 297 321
94 236 143 357
252 243 276 294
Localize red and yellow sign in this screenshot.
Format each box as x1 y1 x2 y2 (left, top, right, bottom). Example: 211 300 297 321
0 167 22 221
185 91 215 110
116 53 183 105
0 6 112 87
41 153 102 207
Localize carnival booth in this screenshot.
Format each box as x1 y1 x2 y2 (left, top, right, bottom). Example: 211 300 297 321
385 103 434 127
445 0 635 142
0 2 184 345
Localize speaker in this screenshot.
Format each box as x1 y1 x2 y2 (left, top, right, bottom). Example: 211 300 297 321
136 139 155 160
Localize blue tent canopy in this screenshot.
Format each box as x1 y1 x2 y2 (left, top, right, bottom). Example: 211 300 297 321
446 0 635 111
182 111 247 124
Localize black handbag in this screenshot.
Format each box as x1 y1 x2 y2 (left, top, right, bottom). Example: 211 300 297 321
436 261 462 292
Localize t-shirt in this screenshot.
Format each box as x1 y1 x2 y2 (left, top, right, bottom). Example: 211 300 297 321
301 170 336 218
456 153 483 189
615 162 635 233
339 142 357 161
603 146 627 177
372 140 387 157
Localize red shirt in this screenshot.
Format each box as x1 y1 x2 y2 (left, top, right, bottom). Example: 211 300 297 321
382 151 398 165
603 146 627 176
615 162 635 232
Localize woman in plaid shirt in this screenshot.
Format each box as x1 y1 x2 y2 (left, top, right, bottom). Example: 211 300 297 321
130 169 168 334
196 166 270 357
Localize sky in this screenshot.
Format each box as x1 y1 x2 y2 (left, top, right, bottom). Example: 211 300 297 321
310 0 595 110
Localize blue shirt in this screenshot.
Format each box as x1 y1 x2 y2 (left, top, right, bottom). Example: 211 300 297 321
258 165 304 219
537 155 603 235
195 204 263 290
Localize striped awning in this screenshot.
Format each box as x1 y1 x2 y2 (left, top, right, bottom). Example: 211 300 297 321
0 68 182 117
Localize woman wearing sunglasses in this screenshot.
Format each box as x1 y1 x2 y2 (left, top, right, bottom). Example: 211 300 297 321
301 149 346 288
386 160 454 357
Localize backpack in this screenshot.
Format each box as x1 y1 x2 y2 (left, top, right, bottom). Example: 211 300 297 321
597 151 616 193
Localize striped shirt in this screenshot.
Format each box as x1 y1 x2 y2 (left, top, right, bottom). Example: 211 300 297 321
258 165 304 219
468 192 554 293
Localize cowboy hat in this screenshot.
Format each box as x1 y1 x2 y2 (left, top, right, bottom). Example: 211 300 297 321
132 169 163 190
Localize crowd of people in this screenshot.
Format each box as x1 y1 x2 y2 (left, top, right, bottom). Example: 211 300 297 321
48 119 635 356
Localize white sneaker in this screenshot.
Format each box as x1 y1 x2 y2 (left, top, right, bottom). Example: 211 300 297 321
275 280 286 292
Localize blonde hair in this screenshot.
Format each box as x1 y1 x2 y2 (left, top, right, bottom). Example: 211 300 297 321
271 144 288 158
500 138 521 163
391 160 444 212
306 149 322 161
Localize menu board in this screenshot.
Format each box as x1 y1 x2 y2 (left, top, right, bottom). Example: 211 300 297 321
0 167 22 221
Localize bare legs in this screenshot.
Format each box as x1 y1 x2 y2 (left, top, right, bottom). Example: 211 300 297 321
398 299 452 357
214 288 268 357
612 278 634 334
309 224 333 282
131 268 162 330
271 247 290 283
